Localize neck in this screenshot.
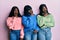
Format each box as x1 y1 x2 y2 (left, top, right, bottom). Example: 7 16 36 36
15 15 18 17
44 13 48 17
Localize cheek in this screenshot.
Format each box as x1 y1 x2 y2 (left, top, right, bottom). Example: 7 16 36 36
42 9 44 12
43 9 47 12
14 9 18 14
31 11 33 13
28 10 33 14
45 8 47 11
43 7 47 11
16 11 18 13
30 10 33 13
14 11 16 14
28 10 31 14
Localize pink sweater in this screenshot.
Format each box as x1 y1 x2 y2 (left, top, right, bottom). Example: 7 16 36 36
6 17 24 38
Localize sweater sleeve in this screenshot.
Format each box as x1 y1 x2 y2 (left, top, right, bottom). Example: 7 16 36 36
20 25 24 39
45 15 55 27
22 16 33 27
6 17 14 29
37 15 44 27
33 15 39 31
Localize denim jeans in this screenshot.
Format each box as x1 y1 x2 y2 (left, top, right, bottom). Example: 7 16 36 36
24 30 37 40
10 30 20 40
38 27 52 40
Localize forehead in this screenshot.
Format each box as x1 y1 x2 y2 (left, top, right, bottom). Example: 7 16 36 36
14 8 18 11
43 6 46 8
15 8 18 10
42 6 47 9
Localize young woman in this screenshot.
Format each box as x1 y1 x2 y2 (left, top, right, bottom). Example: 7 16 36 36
37 4 55 40
6 6 24 40
22 5 39 40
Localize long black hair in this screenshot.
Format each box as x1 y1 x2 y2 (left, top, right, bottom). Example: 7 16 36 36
39 4 49 16
8 6 22 17
24 5 32 16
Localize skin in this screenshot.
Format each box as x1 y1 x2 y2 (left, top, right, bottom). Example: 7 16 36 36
14 8 18 17
28 9 33 15
42 6 48 17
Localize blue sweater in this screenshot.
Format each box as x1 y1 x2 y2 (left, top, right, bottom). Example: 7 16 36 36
22 15 39 32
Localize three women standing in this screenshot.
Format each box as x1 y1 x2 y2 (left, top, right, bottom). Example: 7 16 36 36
6 4 55 40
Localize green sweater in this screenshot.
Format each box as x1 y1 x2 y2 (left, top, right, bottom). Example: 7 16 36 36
37 14 55 29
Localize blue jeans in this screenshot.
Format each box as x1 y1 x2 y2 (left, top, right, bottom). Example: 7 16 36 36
38 27 52 40
24 30 37 40
10 30 20 40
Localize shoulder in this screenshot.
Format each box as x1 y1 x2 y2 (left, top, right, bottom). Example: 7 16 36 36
18 17 22 20
22 16 27 18
22 16 28 19
31 14 38 17
7 17 13 21
7 17 12 20
37 15 42 18
48 14 54 17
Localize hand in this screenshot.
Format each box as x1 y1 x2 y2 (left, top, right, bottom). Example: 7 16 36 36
9 29 12 31
41 24 45 27
9 29 12 33
20 38 23 40
33 30 38 34
43 24 45 26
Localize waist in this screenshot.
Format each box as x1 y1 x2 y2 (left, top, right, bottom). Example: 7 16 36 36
11 26 22 30
39 27 51 31
11 29 20 31
24 28 33 32
10 30 20 33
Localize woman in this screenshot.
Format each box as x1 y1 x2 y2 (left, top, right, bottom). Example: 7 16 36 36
37 4 55 40
6 6 24 40
22 5 39 40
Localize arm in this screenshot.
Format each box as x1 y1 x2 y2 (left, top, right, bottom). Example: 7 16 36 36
33 15 39 31
6 17 14 29
22 16 32 27
45 15 55 27
37 15 44 27
20 26 24 39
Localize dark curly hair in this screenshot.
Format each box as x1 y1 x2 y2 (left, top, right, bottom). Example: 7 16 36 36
8 6 22 17
39 4 49 16
24 5 32 16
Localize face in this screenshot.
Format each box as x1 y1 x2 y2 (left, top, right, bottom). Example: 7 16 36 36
28 9 33 15
14 8 18 16
42 6 47 13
